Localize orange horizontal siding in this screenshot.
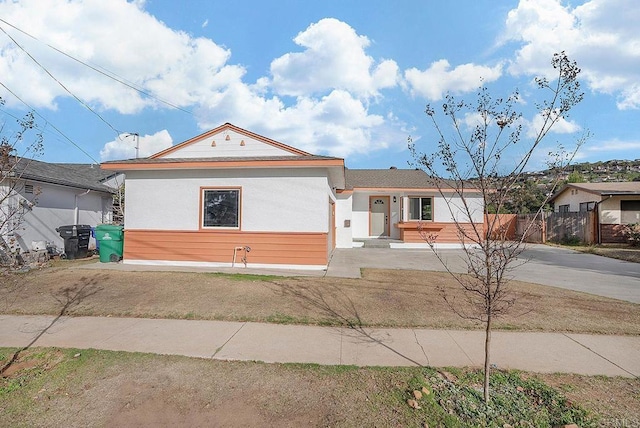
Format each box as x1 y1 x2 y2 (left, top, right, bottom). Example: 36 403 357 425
123 230 328 265
397 222 481 243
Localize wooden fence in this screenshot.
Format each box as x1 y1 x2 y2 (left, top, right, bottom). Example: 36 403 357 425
514 211 596 244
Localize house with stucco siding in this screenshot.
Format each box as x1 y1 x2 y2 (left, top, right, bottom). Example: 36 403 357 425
550 182 640 243
101 123 484 269
1 158 119 254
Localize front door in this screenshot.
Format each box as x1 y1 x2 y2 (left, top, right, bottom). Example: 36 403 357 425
370 196 389 237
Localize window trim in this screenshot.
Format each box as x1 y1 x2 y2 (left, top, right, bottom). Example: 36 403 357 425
408 196 433 222
199 187 242 230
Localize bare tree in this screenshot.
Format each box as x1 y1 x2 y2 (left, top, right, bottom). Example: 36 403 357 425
409 52 586 402
0 99 44 267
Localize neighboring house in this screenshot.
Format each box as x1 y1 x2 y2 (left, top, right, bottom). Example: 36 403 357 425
550 182 640 243
1 157 120 253
101 123 484 269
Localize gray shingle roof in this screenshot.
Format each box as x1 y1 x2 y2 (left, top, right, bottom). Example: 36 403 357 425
550 182 640 201
566 182 640 195
345 168 459 189
11 157 117 193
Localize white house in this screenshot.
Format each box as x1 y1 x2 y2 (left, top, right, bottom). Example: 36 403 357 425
550 182 640 243
101 123 484 269
1 157 120 254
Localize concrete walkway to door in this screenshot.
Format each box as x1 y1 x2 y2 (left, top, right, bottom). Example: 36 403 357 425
325 245 640 304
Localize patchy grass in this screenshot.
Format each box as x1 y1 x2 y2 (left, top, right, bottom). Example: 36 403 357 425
3 347 635 427
2 267 639 335
556 244 640 263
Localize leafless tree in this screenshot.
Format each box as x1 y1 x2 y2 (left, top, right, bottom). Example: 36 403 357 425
409 52 586 402
0 99 44 267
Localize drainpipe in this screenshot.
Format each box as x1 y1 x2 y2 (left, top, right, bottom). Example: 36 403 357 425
74 189 91 224
594 195 612 245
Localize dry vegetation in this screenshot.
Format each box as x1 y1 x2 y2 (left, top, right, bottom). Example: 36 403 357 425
2 347 638 427
582 245 640 263
2 264 639 335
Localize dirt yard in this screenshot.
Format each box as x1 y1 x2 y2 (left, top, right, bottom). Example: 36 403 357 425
588 246 640 263
1 347 638 427
2 264 639 335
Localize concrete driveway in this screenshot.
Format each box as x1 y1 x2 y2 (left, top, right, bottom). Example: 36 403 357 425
326 244 640 304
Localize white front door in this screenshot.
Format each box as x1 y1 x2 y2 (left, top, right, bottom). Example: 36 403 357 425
370 196 389 237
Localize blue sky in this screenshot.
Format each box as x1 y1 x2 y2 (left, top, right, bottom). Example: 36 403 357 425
0 0 638 171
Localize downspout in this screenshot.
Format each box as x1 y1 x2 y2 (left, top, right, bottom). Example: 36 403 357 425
74 189 91 224
594 195 612 245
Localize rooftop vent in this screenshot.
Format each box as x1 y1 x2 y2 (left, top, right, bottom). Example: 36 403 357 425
389 166 397 169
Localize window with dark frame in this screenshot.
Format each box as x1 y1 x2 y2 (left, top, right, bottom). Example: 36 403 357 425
202 189 240 228
579 201 596 212
409 197 432 221
558 204 570 213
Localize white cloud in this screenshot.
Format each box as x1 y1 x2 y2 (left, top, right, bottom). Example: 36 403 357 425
526 110 581 138
0 0 236 113
580 138 640 153
195 87 404 158
502 0 640 109
404 60 503 100
0 3 406 160
100 130 173 161
269 18 399 98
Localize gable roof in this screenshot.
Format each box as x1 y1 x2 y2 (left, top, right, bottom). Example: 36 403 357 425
9 157 117 193
550 182 640 201
344 168 461 190
101 123 345 176
151 123 312 159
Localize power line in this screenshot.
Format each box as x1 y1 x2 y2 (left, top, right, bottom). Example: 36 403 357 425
0 18 193 115
0 81 100 163
0 23 124 137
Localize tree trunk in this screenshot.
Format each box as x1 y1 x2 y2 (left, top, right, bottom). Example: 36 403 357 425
483 312 492 403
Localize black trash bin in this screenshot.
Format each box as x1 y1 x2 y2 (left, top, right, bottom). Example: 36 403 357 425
56 225 92 259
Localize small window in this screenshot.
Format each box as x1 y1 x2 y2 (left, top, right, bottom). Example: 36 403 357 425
558 204 570 213
409 197 432 221
24 184 34 194
579 201 596 212
202 189 240 228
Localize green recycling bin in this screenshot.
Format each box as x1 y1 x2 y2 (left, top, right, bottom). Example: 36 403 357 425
95 224 124 263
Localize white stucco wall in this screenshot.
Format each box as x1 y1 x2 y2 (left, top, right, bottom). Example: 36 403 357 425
600 195 640 224
5 181 112 251
124 168 330 233
433 193 484 223
163 130 298 159
335 193 353 248
349 191 484 241
351 191 401 239
553 189 600 212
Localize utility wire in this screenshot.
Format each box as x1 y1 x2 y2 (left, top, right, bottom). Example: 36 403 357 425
0 18 193 115
0 81 100 163
0 23 124 136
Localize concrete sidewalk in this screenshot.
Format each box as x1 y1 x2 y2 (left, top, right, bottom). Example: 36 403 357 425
0 315 637 378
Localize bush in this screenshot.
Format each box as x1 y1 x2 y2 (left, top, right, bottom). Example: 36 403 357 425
560 234 582 246
622 223 640 247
